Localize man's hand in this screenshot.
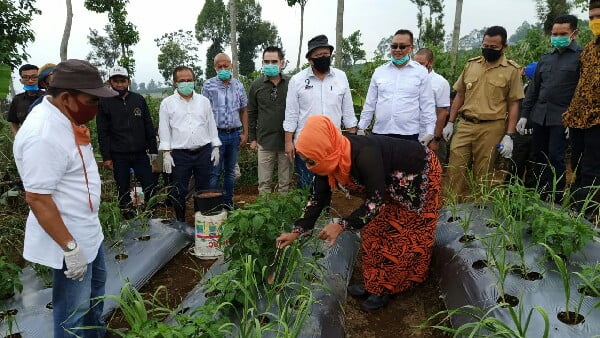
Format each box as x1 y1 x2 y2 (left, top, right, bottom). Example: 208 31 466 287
102 160 113 171
148 154 158 166
211 147 220 166
239 132 248 147
285 140 295 162
516 118 528 135
276 232 300 249
357 129 366 136
249 141 258 151
498 135 513 159
317 222 344 248
419 134 434 146
442 122 454 141
64 245 88 281
428 140 440 151
163 151 175 174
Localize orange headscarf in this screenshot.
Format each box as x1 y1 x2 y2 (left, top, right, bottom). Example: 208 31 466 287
296 116 351 190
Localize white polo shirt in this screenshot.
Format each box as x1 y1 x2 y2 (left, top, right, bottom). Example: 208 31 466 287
13 97 103 269
283 67 357 142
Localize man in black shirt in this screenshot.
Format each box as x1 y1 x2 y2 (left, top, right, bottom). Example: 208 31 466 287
7 64 44 135
518 14 583 201
97 66 158 215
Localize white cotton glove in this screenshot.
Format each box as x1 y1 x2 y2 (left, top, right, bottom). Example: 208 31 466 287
357 129 366 136
419 134 434 146
211 147 220 166
565 127 570 140
516 118 528 135
498 135 514 159
163 152 175 174
63 245 88 281
442 122 454 142
148 153 158 165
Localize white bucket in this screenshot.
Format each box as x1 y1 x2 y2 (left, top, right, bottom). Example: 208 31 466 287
130 186 144 206
193 210 227 259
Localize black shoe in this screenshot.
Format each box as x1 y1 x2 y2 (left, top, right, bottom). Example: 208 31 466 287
360 294 391 312
347 284 369 298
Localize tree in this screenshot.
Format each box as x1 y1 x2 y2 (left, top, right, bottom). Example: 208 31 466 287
147 79 157 91
155 30 203 86
450 0 463 74
84 0 140 75
374 35 392 58
534 0 583 35
0 0 40 69
340 30 366 69
86 24 121 79
286 0 308 71
130 79 138 91
60 0 73 61
196 0 229 78
229 0 239 78
335 0 344 69
509 21 534 45
138 82 146 91
506 25 550 66
410 0 445 49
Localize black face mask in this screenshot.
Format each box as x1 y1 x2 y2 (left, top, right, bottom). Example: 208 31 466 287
311 56 331 73
115 88 128 97
482 48 503 62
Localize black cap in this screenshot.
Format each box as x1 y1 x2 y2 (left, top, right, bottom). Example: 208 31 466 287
50 59 117 97
306 35 334 58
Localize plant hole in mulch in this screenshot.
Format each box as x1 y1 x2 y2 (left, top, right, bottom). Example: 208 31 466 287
485 222 499 228
525 228 533 235
46 302 53 310
204 290 220 298
447 216 462 223
303 273 319 282
459 234 476 243
0 309 18 320
476 204 487 210
557 311 585 325
160 219 171 224
525 271 543 281
505 244 518 251
258 315 270 325
312 251 325 259
4 333 22 338
472 260 488 269
114 253 128 261
578 286 599 297
134 235 151 241
288 298 304 310
0 291 15 300
497 294 519 307
510 265 525 276
176 306 190 315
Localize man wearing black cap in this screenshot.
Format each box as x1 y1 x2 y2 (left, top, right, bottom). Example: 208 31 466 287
13 59 117 337
283 34 357 188
97 66 158 217
7 64 44 135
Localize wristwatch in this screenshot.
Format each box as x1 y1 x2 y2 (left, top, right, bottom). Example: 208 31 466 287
63 240 77 252
433 136 442 142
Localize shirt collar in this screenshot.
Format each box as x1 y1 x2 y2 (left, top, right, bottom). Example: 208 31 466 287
306 67 334 79
476 54 508 68
552 41 581 53
262 75 286 83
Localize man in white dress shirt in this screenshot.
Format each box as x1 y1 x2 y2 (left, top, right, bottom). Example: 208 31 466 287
414 47 451 164
358 29 436 145
159 66 221 222
284 34 357 188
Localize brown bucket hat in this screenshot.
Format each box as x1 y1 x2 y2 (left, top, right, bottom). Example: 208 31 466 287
50 59 117 97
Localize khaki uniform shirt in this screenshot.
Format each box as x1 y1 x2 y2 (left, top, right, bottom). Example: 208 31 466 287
454 55 524 121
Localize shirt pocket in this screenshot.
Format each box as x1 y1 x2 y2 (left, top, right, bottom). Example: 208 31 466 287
397 77 420 98
376 79 395 102
558 63 579 87
487 77 508 104
463 75 479 100
298 87 313 111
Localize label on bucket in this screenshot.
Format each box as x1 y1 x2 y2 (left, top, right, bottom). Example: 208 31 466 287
194 211 227 259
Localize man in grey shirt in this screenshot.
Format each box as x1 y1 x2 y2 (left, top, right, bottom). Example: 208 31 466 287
518 14 582 201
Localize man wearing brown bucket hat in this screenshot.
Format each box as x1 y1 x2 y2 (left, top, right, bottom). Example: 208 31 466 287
13 59 116 337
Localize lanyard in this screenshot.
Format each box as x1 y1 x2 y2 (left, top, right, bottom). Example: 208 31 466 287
75 142 94 213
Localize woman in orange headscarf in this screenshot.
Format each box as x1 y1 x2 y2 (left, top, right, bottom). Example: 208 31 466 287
277 115 442 311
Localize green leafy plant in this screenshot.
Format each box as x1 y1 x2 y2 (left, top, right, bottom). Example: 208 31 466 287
31 263 52 288
0 256 22 299
575 263 600 297
98 201 126 246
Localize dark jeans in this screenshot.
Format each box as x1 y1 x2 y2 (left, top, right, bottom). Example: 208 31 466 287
528 124 568 200
210 130 240 207
171 146 212 221
372 133 419 141
112 152 156 209
294 155 314 190
570 125 600 212
53 245 106 338
504 133 534 187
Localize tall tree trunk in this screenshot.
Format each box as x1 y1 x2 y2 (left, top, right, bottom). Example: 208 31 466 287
450 0 463 75
60 0 73 62
335 0 344 69
296 3 305 71
229 0 239 78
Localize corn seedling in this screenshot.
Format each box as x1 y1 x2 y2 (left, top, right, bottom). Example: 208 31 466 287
482 229 513 304
0 308 20 337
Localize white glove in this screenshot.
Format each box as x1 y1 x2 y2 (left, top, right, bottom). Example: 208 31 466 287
148 153 158 165
516 118 528 135
442 122 454 142
211 147 220 166
419 133 434 146
357 129 366 136
498 135 514 159
63 245 88 281
565 127 570 140
163 152 175 174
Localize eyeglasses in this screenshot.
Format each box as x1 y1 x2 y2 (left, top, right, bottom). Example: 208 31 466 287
21 75 38 81
270 87 278 101
390 44 412 50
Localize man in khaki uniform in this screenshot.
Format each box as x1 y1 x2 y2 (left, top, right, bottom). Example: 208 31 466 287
443 26 524 200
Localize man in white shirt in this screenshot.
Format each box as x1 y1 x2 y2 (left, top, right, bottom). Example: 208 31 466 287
414 47 451 164
284 34 357 188
159 66 221 222
13 59 117 337
358 29 436 145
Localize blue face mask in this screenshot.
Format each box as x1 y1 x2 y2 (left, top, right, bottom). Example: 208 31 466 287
262 64 280 77
177 82 195 96
551 36 571 49
23 84 39 92
217 69 232 81
391 55 410 66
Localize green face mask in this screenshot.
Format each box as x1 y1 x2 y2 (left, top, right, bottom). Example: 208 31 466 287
262 64 279 77
391 55 409 66
551 36 571 49
217 69 232 81
177 81 194 96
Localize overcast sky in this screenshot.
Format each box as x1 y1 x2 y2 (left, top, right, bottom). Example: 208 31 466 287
16 0 588 87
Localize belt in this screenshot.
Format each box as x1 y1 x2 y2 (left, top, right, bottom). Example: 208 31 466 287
174 145 209 153
217 127 241 133
459 114 495 124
